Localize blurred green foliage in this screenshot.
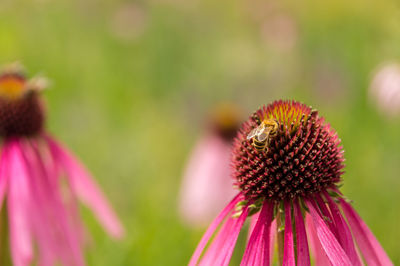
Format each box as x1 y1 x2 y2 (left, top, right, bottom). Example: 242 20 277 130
1 0 400 264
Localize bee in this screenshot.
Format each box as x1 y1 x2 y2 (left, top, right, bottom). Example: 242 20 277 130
247 119 279 152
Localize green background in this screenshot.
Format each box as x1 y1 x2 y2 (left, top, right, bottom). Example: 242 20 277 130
1 0 399 264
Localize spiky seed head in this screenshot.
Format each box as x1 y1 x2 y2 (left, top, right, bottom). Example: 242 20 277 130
232 100 344 202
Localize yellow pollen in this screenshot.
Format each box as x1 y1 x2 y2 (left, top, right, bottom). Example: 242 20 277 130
0 77 26 100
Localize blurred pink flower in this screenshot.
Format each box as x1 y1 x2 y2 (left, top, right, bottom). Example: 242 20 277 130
370 62 400 117
0 65 124 266
179 104 241 227
109 3 148 42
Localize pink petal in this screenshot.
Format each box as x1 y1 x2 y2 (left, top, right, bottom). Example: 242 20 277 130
189 193 242 265
305 199 352 266
24 140 84 266
0 143 10 209
283 201 295 266
242 216 262 265
6 141 34 266
314 194 337 237
269 219 277 264
46 136 124 239
246 211 277 265
202 206 249 266
247 211 259 241
221 208 249 265
340 199 393 266
241 201 274 266
294 200 310 266
306 214 331 266
179 135 236 227
199 215 236 265
323 192 361 266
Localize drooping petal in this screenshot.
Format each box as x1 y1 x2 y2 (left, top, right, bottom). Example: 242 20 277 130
241 201 274 266
21 140 85 266
323 192 361 266
45 136 124 239
189 194 242 266
203 206 249 266
247 211 259 241
314 194 337 237
294 200 310 266
305 199 352 266
179 135 236 227
199 215 236 265
283 201 295 266
340 198 393 266
0 143 10 209
6 140 34 266
306 214 331 266
242 215 263 266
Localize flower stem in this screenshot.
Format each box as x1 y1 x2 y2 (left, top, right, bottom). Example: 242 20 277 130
0 203 11 265
277 210 284 265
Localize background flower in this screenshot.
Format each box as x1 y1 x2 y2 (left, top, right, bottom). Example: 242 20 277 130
369 62 400 117
0 66 124 265
179 104 241 227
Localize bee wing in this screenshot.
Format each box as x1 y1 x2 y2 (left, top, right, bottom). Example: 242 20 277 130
257 132 268 142
256 123 266 134
247 128 258 140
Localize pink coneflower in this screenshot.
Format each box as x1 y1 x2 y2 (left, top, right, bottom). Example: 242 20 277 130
0 65 124 266
179 104 241 227
189 100 392 265
369 62 400 117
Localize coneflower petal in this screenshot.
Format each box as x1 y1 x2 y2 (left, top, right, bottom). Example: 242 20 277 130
0 143 9 209
200 213 237 265
306 214 331 265
7 142 33 266
14 141 58 266
247 211 259 241
251 225 265 266
294 200 310 266
213 207 249 266
23 141 84 266
241 201 274 266
323 192 361 266
189 193 242 266
268 219 277 265
283 201 295 266
46 136 125 239
340 199 393 266
314 194 337 238
306 199 352 266
262 213 276 266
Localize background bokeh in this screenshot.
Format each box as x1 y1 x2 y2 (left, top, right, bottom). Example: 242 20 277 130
1 0 400 264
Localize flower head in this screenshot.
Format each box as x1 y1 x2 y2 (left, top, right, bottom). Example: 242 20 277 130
189 100 392 266
0 64 45 137
233 100 343 201
0 64 124 266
